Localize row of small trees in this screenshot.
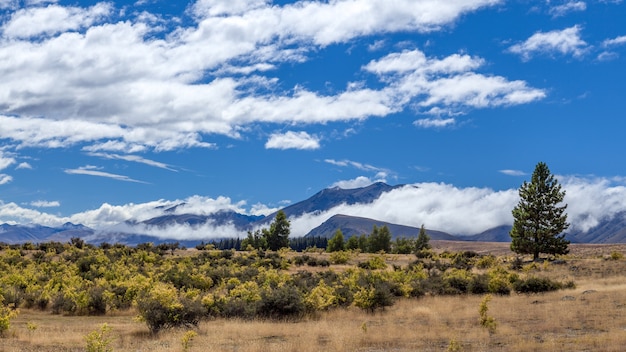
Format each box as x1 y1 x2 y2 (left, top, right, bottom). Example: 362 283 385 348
327 224 431 255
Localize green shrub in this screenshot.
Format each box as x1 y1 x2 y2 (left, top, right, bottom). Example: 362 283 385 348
136 283 203 334
258 285 305 320
0 303 18 336
353 282 394 312
357 255 387 270
329 251 353 264
513 276 563 293
84 323 113 352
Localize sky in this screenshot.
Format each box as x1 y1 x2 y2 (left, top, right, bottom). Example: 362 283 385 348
1 0 626 239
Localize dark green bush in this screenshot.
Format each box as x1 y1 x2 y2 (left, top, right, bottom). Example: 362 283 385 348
513 276 563 293
258 285 305 320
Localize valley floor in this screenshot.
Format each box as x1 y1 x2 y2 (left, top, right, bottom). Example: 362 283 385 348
2 242 626 351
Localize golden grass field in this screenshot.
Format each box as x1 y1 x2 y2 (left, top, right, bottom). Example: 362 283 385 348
2 241 626 352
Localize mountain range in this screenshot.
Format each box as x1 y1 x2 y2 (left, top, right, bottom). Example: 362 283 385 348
1 182 626 245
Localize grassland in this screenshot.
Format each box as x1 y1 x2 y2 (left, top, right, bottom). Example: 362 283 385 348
2 241 626 351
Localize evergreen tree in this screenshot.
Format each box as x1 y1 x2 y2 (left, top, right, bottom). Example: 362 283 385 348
327 229 345 252
368 225 391 253
510 162 570 260
415 224 431 251
264 210 291 251
345 235 360 251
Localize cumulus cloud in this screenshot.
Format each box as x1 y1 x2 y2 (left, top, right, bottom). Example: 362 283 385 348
2 3 112 38
64 165 148 183
363 49 546 113
0 0 542 152
508 25 588 60
265 131 320 150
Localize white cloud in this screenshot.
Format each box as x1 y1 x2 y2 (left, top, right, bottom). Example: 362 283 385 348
265 131 320 150
549 1 586 17
324 159 387 173
2 3 112 38
331 176 386 189
0 0 543 152
2 177 626 239
499 169 527 176
508 25 588 60
88 152 177 171
16 162 32 169
30 200 60 207
414 118 456 128
64 166 148 183
0 174 12 185
364 49 546 113
0 152 15 170
603 35 626 47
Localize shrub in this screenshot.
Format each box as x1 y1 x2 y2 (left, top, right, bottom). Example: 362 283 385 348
84 323 113 352
513 276 563 293
258 285 305 320
476 255 497 269
609 251 624 260
478 294 496 335
329 250 353 264
136 283 203 334
353 281 394 312
181 330 197 352
357 255 387 270
0 303 18 336
304 280 337 312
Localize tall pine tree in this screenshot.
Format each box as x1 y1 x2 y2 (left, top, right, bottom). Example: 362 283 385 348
510 162 570 260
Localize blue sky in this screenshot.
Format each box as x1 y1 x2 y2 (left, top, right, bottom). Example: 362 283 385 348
1 0 626 238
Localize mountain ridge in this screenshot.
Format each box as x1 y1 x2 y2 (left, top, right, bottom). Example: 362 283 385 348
1 183 626 244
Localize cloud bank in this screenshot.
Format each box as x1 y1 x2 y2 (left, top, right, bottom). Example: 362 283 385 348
2 177 626 239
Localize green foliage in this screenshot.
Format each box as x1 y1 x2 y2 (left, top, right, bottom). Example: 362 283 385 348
447 338 463 352
368 225 391 253
478 294 497 335
345 235 360 251
241 230 268 251
264 210 291 251
327 229 345 252
358 255 387 270
181 330 197 352
510 162 570 260
609 251 624 260
353 281 394 312
0 303 18 336
84 323 113 352
258 284 305 320
415 224 431 252
392 237 415 254
513 276 564 293
304 280 337 311
135 282 203 334
329 250 353 264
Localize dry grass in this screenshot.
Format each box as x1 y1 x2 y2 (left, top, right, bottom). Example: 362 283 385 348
3 242 626 351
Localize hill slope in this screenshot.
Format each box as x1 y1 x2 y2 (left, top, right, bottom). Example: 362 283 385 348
305 214 457 241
